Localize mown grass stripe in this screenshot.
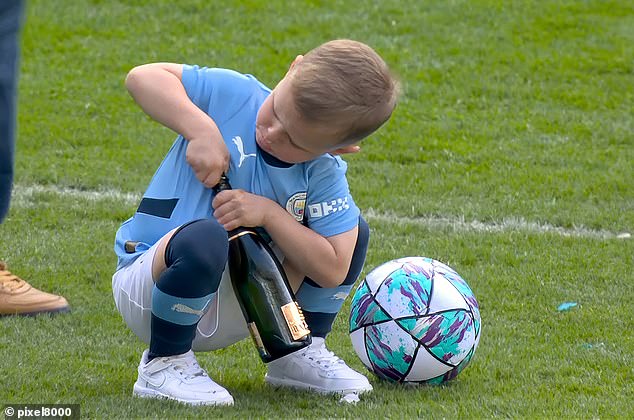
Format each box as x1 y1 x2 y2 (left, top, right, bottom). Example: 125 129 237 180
11 184 631 240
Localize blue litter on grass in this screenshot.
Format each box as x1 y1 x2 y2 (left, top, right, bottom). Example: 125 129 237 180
582 342 605 350
557 302 578 311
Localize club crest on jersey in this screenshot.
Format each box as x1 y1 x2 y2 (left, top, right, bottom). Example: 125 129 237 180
286 192 307 222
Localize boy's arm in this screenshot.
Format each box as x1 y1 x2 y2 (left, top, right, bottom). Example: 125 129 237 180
212 190 357 289
280 223 358 291
125 63 229 187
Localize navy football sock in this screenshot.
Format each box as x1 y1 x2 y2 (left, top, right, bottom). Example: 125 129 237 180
148 219 228 360
149 314 198 359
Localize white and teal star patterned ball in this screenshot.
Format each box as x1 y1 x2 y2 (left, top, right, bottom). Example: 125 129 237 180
349 257 481 384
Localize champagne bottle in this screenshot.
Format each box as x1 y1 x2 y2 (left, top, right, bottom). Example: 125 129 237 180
214 175 311 363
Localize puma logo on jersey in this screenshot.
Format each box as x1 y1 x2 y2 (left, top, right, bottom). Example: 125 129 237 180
171 303 204 317
233 136 256 167
332 292 348 300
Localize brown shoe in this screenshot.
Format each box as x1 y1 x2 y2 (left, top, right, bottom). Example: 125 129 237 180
0 261 70 316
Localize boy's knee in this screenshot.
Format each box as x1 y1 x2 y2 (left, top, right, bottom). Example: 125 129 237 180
166 219 228 269
161 219 228 296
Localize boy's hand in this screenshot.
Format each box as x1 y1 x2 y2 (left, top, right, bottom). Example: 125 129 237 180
186 136 230 188
212 189 277 231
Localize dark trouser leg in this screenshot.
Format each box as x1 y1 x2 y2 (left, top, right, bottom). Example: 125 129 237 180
0 0 24 222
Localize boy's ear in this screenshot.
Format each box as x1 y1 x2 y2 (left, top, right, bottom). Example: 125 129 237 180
329 145 361 156
289 55 304 71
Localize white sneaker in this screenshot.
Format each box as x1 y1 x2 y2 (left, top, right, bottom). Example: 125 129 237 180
265 337 373 395
133 350 234 406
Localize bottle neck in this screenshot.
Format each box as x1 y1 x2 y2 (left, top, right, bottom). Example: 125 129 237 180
214 175 261 242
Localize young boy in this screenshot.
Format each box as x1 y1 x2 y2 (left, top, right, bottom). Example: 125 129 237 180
112 39 398 406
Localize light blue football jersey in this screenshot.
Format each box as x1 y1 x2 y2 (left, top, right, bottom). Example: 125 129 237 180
114 65 360 269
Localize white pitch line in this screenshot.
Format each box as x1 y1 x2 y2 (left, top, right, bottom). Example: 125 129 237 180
12 184 140 205
10 184 631 240
363 209 630 240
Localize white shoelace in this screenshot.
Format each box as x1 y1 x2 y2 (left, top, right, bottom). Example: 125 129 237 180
301 343 348 372
154 355 208 382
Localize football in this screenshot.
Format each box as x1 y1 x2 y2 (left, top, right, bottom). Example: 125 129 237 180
349 256 481 384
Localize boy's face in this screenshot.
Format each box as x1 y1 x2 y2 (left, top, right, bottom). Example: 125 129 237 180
255 70 347 164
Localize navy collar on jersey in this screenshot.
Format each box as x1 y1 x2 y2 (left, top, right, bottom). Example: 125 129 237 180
257 144 294 168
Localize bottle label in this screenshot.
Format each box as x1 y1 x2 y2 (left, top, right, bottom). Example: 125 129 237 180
281 302 311 340
247 322 269 358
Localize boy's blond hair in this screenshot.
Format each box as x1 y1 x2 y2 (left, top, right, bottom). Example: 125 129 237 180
290 39 399 144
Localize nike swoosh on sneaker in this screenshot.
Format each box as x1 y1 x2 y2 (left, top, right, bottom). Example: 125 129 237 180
142 369 167 388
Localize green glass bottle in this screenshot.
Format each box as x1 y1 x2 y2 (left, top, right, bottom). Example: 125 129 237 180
214 175 311 363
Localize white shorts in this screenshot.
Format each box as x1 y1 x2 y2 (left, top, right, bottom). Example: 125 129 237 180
112 235 249 352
